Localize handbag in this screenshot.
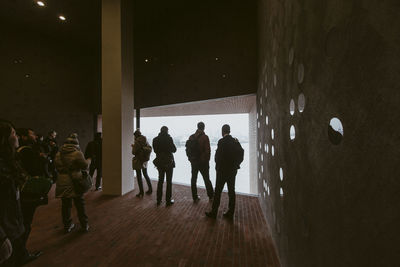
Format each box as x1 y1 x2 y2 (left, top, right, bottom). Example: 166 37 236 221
22 175 53 197
72 170 93 195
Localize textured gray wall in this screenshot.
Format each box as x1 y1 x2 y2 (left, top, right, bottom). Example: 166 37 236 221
0 28 97 149
257 0 400 266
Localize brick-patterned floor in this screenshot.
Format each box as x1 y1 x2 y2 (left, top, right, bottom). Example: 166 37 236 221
26 181 280 266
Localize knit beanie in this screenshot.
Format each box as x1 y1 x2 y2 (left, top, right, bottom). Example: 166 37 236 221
65 133 79 145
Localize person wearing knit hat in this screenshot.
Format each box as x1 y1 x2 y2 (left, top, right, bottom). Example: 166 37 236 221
55 133 90 233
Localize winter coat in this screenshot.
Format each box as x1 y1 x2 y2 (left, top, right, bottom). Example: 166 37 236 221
55 144 89 198
215 135 242 172
152 132 177 170
0 158 25 242
131 135 148 170
188 130 211 164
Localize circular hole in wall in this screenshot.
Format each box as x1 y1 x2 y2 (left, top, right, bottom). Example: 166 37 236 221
261 154 264 162
261 165 263 173
258 121 260 129
260 109 263 116
328 117 344 145
264 144 267 152
271 145 275 156
290 99 295 115
265 87 268 98
280 187 284 197
267 186 270 196
290 125 296 140
271 129 274 140
289 48 294 66
298 93 305 113
297 63 304 83
266 144 269 154
279 168 283 181
265 116 269 125
273 73 277 87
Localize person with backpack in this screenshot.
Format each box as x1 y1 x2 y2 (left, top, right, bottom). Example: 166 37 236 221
205 124 244 220
131 130 153 198
152 126 177 206
185 122 214 202
85 132 102 191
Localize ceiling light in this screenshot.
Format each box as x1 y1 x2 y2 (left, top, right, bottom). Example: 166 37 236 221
144 59 149 63
36 1 45 7
59 15 66 21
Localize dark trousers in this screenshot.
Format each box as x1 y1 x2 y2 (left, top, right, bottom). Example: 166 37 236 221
0 236 29 267
89 164 102 189
211 169 237 215
157 168 173 203
135 168 152 194
61 196 88 228
191 162 214 199
20 202 38 247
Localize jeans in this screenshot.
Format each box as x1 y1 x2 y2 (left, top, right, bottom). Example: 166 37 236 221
135 168 152 194
61 196 88 228
157 168 173 203
191 162 214 199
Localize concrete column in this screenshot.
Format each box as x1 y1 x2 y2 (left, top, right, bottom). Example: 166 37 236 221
101 0 134 195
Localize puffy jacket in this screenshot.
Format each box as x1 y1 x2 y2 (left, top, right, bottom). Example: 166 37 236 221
55 144 89 198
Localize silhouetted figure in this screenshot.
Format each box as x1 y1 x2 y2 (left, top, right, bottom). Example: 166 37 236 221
186 122 214 202
131 129 153 197
206 124 244 219
0 120 41 266
44 130 59 181
16 128 48 256
152 126 177 206
85 132 102 190
55 134 90 233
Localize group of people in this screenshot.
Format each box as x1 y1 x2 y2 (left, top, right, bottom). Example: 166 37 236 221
131 122 244 219
0 119 103 266
0 119 242 266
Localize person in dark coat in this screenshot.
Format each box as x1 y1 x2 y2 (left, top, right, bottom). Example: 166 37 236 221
0 120 41 266
152 126 177 206
186 122 214 202
43 130 58 181
131 130 152 197
205 124 243 219
85 132 102 190
15 128 47 256
55 134 90 233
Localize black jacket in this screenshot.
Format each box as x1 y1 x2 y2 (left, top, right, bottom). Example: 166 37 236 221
0 158 25 243
152 132 177 169
215 135 242 172
84 139 102 167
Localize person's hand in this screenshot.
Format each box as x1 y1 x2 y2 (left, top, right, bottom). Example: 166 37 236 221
0 238 12 264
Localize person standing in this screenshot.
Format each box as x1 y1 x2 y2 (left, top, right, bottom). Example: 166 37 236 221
0 120 41 266
55 134 90 233
85 132 102 191
185 122 214 202
131 130 153 197
44 130 58 181
152 126 177 206
205 124 244 219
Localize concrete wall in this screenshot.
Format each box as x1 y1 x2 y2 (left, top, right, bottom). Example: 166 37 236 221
257 0 400 266
0 27 98 149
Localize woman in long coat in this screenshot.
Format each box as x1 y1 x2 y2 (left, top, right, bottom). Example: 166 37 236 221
55 133 90 233
131 130 152 197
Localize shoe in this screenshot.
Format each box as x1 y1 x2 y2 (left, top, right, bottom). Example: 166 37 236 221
146 189 152 195
205 211 217 219
22 251 43 265
223 210 234 219
136 193 144 198
64 223 75 234
166 199 174 206
95 186 102 191
81 224 90 233
193 195 200 202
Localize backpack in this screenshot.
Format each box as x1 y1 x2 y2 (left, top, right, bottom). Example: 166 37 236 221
232 139 244 168
139 144 152 162
185 134 201 161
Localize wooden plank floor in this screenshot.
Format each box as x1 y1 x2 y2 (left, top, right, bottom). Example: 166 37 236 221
26 181 280 267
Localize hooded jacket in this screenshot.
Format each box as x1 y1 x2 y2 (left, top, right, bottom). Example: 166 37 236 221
55 144 89 198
